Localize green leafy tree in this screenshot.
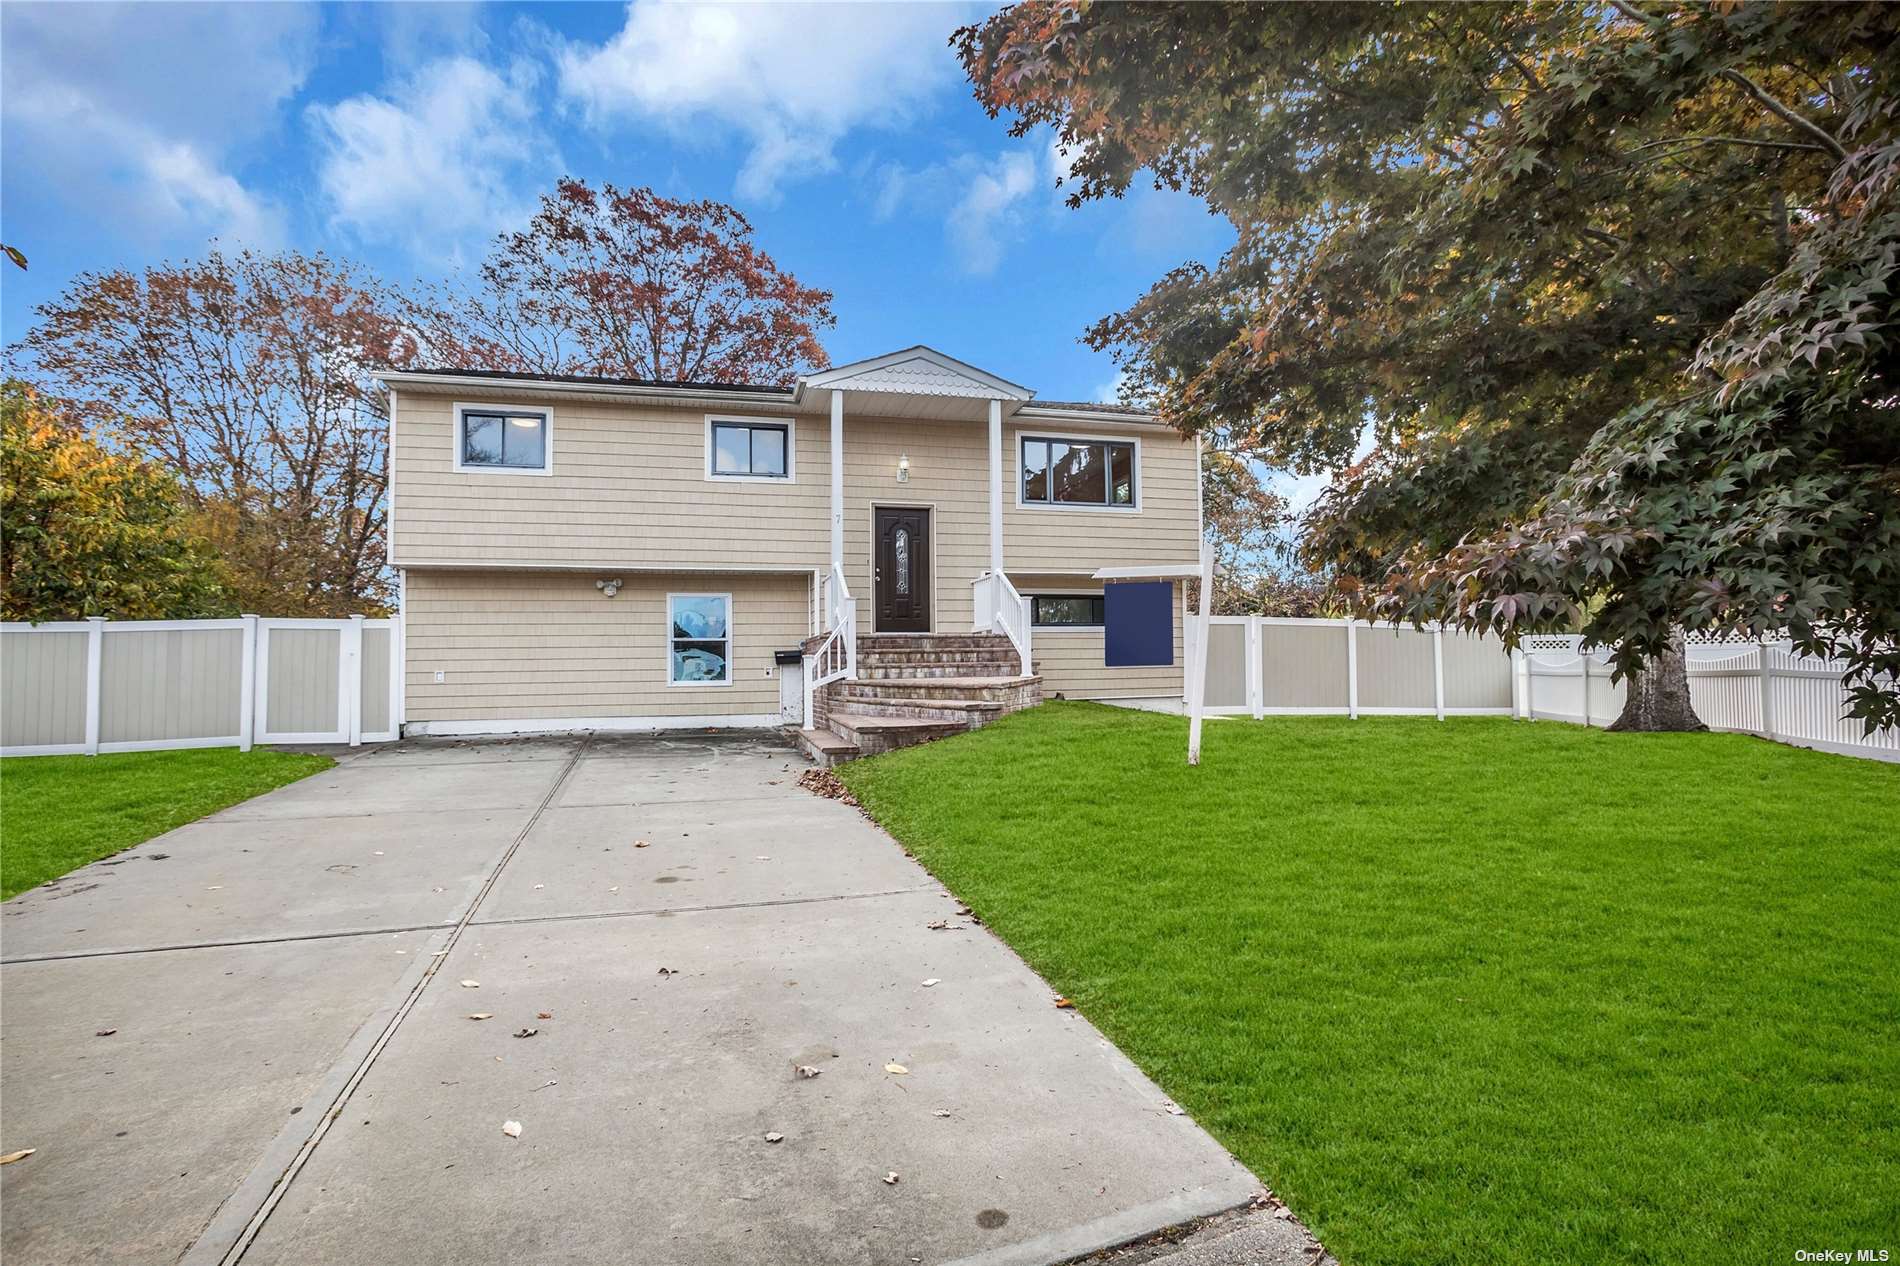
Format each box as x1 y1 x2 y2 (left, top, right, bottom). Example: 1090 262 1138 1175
1 382 235 620
957 1 1899 731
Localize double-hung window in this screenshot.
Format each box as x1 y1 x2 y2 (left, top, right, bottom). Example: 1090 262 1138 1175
454 405 551 474
708 418 792 480
668 594 732 686
1030 594 1107 628
1020 435 1136 508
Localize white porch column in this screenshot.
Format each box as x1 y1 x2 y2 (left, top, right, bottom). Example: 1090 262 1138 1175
829 389 845 573
987 398 1003 577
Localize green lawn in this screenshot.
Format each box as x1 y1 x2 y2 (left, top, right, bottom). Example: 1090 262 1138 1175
0 747 332 899
838 703 1900 1266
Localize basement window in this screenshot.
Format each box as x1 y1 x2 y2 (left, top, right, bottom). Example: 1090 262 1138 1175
668 593 732 686
1031 594 1106 628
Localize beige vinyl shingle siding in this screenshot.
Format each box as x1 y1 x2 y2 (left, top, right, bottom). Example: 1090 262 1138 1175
1014 574 1185 701
403 570 805 724
391 391 1201 635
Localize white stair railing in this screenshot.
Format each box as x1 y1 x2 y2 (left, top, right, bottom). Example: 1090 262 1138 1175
971 571 1032 678
803 564 857 728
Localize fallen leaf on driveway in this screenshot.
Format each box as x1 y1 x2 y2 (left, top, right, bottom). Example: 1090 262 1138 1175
467 1013 494 1021
1053 996 1074 1009
95 1029 117 1037
884 1063 908 1075
460 980 480 989
537 1011 552 1020
206 886 222 891
755 855 770 861
608 886 620 894
501 1121 522 1139
657 967 676 977
795 1065 822 1079
925 919 949 930
883 1171 900 1185
921 979 940 987
1164 1103 1185 1116
0 1149 35 1165
533 884 544 890
514 1028 539 1039
931 1109 951 1118
764 1132 784 1143
634 840 650 848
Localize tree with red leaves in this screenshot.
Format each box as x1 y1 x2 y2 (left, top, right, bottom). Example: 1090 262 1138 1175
419 178 834 385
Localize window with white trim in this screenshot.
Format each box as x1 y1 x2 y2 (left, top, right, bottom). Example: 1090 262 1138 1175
456 406 549 472
709 419 791 479
668 594 731 685
1030 594 1106 628
1020 436 1136 507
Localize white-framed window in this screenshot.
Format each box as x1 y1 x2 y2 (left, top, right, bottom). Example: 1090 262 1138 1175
1019 433 1138 510
452 403 553 475
1029 593 1106 629
706 415 794 481
667 592 733 686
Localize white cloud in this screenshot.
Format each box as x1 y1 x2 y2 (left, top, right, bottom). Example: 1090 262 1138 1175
308 57 558 259
1095 370 1129 406
875 144 1049 276
0 1 315 247
558 1 967 201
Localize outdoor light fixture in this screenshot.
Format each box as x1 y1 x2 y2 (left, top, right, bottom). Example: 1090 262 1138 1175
595 578 622 598
897 454 910 483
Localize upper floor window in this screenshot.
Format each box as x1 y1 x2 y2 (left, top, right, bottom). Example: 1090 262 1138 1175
454 404 551 475
707 417 793 480
1020 435 1136 509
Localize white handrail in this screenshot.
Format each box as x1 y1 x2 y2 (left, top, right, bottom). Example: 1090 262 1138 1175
971 571 1032 678
803 564 857 728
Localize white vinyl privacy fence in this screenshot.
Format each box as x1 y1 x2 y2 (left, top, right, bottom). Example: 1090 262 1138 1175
1192 618 1894 762
1192 617 1517 718
1521 633 1898 762
1 616 401 757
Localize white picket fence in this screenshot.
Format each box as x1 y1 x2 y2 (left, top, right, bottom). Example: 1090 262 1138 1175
0 616 402 757
1520 633 1898 762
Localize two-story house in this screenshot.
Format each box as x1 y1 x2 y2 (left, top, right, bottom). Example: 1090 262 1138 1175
379 346 1203 760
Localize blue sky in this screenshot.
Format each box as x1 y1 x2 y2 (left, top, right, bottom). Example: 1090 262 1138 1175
0 0 1238 408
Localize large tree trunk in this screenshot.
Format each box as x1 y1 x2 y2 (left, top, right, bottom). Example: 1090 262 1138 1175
1606 631 1706 732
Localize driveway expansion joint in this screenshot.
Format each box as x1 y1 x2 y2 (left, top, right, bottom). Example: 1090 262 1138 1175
179 737 593 1266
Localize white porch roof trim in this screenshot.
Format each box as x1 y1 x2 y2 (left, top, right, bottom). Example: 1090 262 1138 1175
804 346 1032 401
1092 564 1205 580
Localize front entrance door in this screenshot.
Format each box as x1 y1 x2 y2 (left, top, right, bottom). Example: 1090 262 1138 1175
874 506 931 632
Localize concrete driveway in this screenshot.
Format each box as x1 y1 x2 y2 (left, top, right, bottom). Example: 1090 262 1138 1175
2 734 1263 1265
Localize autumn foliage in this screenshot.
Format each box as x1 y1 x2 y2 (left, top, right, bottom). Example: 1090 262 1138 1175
417 178 834 385
8 179 833 615
1 383 233 621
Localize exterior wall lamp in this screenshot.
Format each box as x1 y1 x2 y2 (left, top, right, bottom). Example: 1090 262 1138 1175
897 454 910 483
595 578 622 598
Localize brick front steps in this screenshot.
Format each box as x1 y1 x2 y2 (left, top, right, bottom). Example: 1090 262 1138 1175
794 631 1043 765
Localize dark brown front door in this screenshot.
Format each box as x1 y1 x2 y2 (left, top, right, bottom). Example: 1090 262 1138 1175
874 506 931 632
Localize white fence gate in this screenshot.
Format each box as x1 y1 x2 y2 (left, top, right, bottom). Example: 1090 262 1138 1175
1520 633 1898 762
1 615 401 757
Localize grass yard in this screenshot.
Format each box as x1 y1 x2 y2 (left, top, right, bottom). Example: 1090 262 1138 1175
838 703 1900 1266
0 747 332 899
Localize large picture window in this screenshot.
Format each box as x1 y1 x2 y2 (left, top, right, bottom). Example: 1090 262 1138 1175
668 594 732 686
708 418 792 480
1020 436 1136 508
455 406 550 473
1031 594 1106 628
